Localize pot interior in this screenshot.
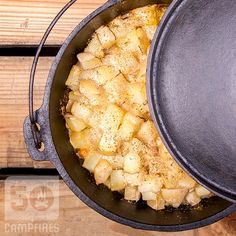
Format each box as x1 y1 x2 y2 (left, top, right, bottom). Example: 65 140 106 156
48 0 232 228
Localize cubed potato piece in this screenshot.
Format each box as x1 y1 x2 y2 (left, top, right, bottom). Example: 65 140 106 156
103 52 139 77
118 113 142 141
99 104 124 153
143 25 157 41
178 174 196 189
100 104 125 132
161 189 188 208
71 102 92 123
137 120 158 146
138 176 162 193
82 152 101 173
133 5 159 26
78 66 118 85
124 186 141 201
108 14 139 38
117 28 150 55
79 80 100 95
124 173 141 186
147 194 165 210
94 159 113 184
104 178 111 189
104 73 129 105
77 52 102 70
102 154 124 169
65 115 87 132
186 191 201 206
84 34 104 58
128 82 147 105
69 129 91 150
195 185 211 198
142 191 157 201
110 170 126 191
65 65 81 91
96 26 116 49
99 132 118 154
123 152 141 174
129 138 147 155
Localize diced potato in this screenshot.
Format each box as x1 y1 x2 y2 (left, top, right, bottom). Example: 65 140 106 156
129 138 148 155
124 173 141 186
103 52 139 77
178 174 196 189
124 186 141 201
99 104 124 153
71 102 92 123
117 28 150 55
65 65 81 91
137 120 158 146
94 159 113 184
104 178 111 188
65 115 87 132
84 34 104 58
143 25 157 41
69 129 90 149
128 82 147 105
195 185 211 198
79 80 100 95
82 152 101 173
104 73 129 105
123 152 141 174
108 14 140 38
96 26 116 49
101 154 124 169
118 113 142 141
186 191 201 206
161 189 188 208
100 104 125 132
138 176 162 193
133 5 159 26
99 131 118 154
77 52 102 70
142 191 157 201
78 66 118 85
147 194 165 210
110 170 126 191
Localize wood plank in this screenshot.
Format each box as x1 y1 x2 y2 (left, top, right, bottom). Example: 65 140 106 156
0 57 53 168
196 212 236 236
0 0 106 45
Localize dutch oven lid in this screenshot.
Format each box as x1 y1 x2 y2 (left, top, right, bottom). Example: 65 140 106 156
148 0 236 202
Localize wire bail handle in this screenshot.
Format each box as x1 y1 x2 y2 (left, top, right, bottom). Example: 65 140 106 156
29 0 77 149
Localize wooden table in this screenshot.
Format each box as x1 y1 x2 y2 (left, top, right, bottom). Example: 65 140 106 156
0 0 235 235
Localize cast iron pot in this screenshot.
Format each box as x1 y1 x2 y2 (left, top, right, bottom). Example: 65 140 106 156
24 0 236 231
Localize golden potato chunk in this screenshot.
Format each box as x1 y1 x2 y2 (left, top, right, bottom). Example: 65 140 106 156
77 52 102 70
96 26 116 49
66 65 81 91
124 186 141 201
110 170 126 191
84 34 104 58
94 159 113 184
161 189 188 208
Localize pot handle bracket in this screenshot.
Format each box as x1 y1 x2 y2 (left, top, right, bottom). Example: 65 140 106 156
23 0 77 161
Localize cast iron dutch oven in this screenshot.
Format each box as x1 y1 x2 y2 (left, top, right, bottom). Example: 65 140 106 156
24 0 236 231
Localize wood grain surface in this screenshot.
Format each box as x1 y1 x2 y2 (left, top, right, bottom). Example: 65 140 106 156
0 0 106 45
0 57 53 168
